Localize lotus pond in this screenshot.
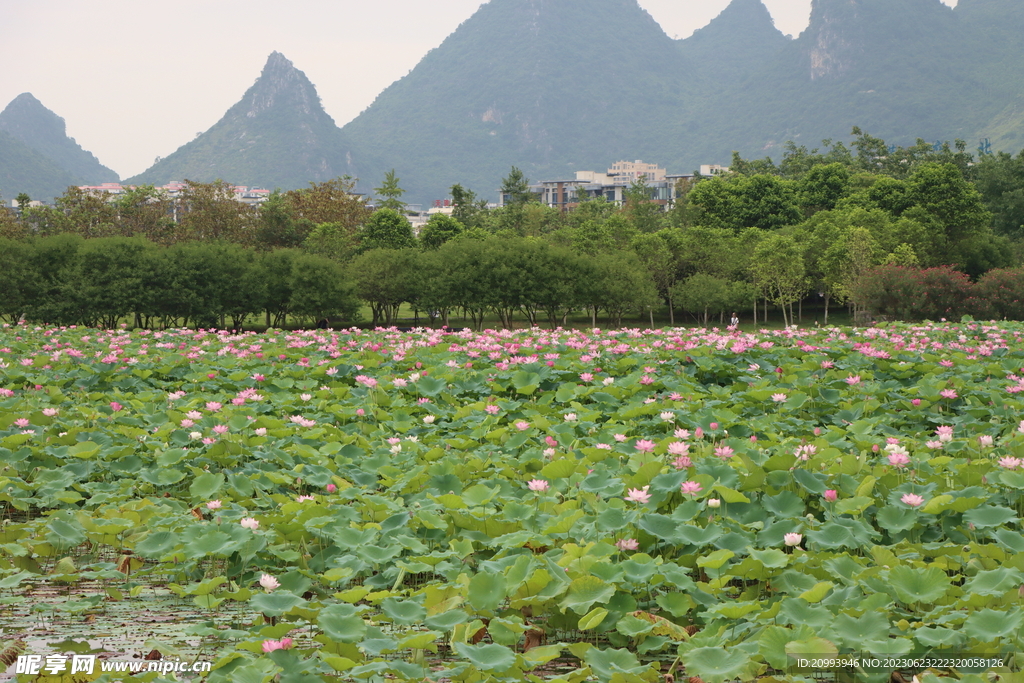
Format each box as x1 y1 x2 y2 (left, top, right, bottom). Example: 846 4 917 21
2 322 1024 683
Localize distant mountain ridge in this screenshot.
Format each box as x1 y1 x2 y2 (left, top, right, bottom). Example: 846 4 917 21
126 52 359 190
7 0 1024 207
0 93 118 203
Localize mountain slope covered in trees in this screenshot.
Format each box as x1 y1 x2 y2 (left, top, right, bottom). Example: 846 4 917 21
34 0 1024 206
127 52 360 190
0 93 119 203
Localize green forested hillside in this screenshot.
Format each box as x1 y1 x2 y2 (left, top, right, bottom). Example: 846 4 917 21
0 93 119 188
340 0 694 203
106 0 1024 205
126 52 361 190
0 129 80 204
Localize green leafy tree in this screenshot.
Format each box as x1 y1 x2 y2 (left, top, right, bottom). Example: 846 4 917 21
671 273 737 326
260 249 298 327
75 237 155 328
255 191 311 250
289 253 360 325
750 233 808 327
498 166 536 235
349 248 420 325
623 177 664 233
112 185 176 244
303 221 361 263
688 174 801 231
175 180 255 244
450 184 488 229
419 213 464 249
0 238 36 321
587 251 659 327
285 177 371 249
374 170 408 214
361 208 416 250
975 150 1024 239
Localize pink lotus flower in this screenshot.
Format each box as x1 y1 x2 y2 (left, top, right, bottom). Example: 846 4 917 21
940 389 958 400
624 486 651 504
326 484 337 493
674 428 691 440
887 452 910 468
714 445 734 459
213 424 229 435
240 517 259 530
635 439 656 453
580 373 594 382
694 427 704 439
979 435 994 447
262 637 293 653
672 455 693 469
206 401 222 412
355 375 377 388
545 436 558 447
14 418 29 428
845 375 861 385
564 413 577 422
667 441 689 456
998 456 1021 469
42 408 58 417
259 573 280 592
296 495 315 503
252 374 265 382
935 425 954 442
614 433 628 442
901 493 925 507
771 393 787 403
660 411 675 422
515 421 530 431
616 538 639 551
820 360 834 369
911 398 922 406
709 422 719 430
110 401 123 412
186 410 202 420
206 500 222 510
423 415 436 424
784 532 802 547
823 490 837 502
484 405 500 415
926 440 944 449
680 481 702 495
254 427 267 436
527 479 549 492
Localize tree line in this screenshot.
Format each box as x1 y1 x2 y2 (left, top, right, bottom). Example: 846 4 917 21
3 128 1024 327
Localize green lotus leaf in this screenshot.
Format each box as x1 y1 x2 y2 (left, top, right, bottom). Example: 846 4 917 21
964 608 1024 642
380 597 426 625
579 607 609 630
321 606 370 643
888 566 951 604
189 472 225 501
250 591 307 617
584 647 647 680
963 505 1018 529
913 625 965 648
682 647 758 683
964 567 1024 597
468 571 507 612
521 644 564 668
560 576 616 614
453 642 517 672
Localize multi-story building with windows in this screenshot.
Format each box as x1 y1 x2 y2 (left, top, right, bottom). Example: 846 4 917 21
504 160 695 212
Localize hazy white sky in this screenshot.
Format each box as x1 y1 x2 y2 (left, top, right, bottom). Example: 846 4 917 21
0 0 957 179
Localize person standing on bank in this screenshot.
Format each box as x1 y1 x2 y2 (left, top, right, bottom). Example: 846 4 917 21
730 312 739 327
